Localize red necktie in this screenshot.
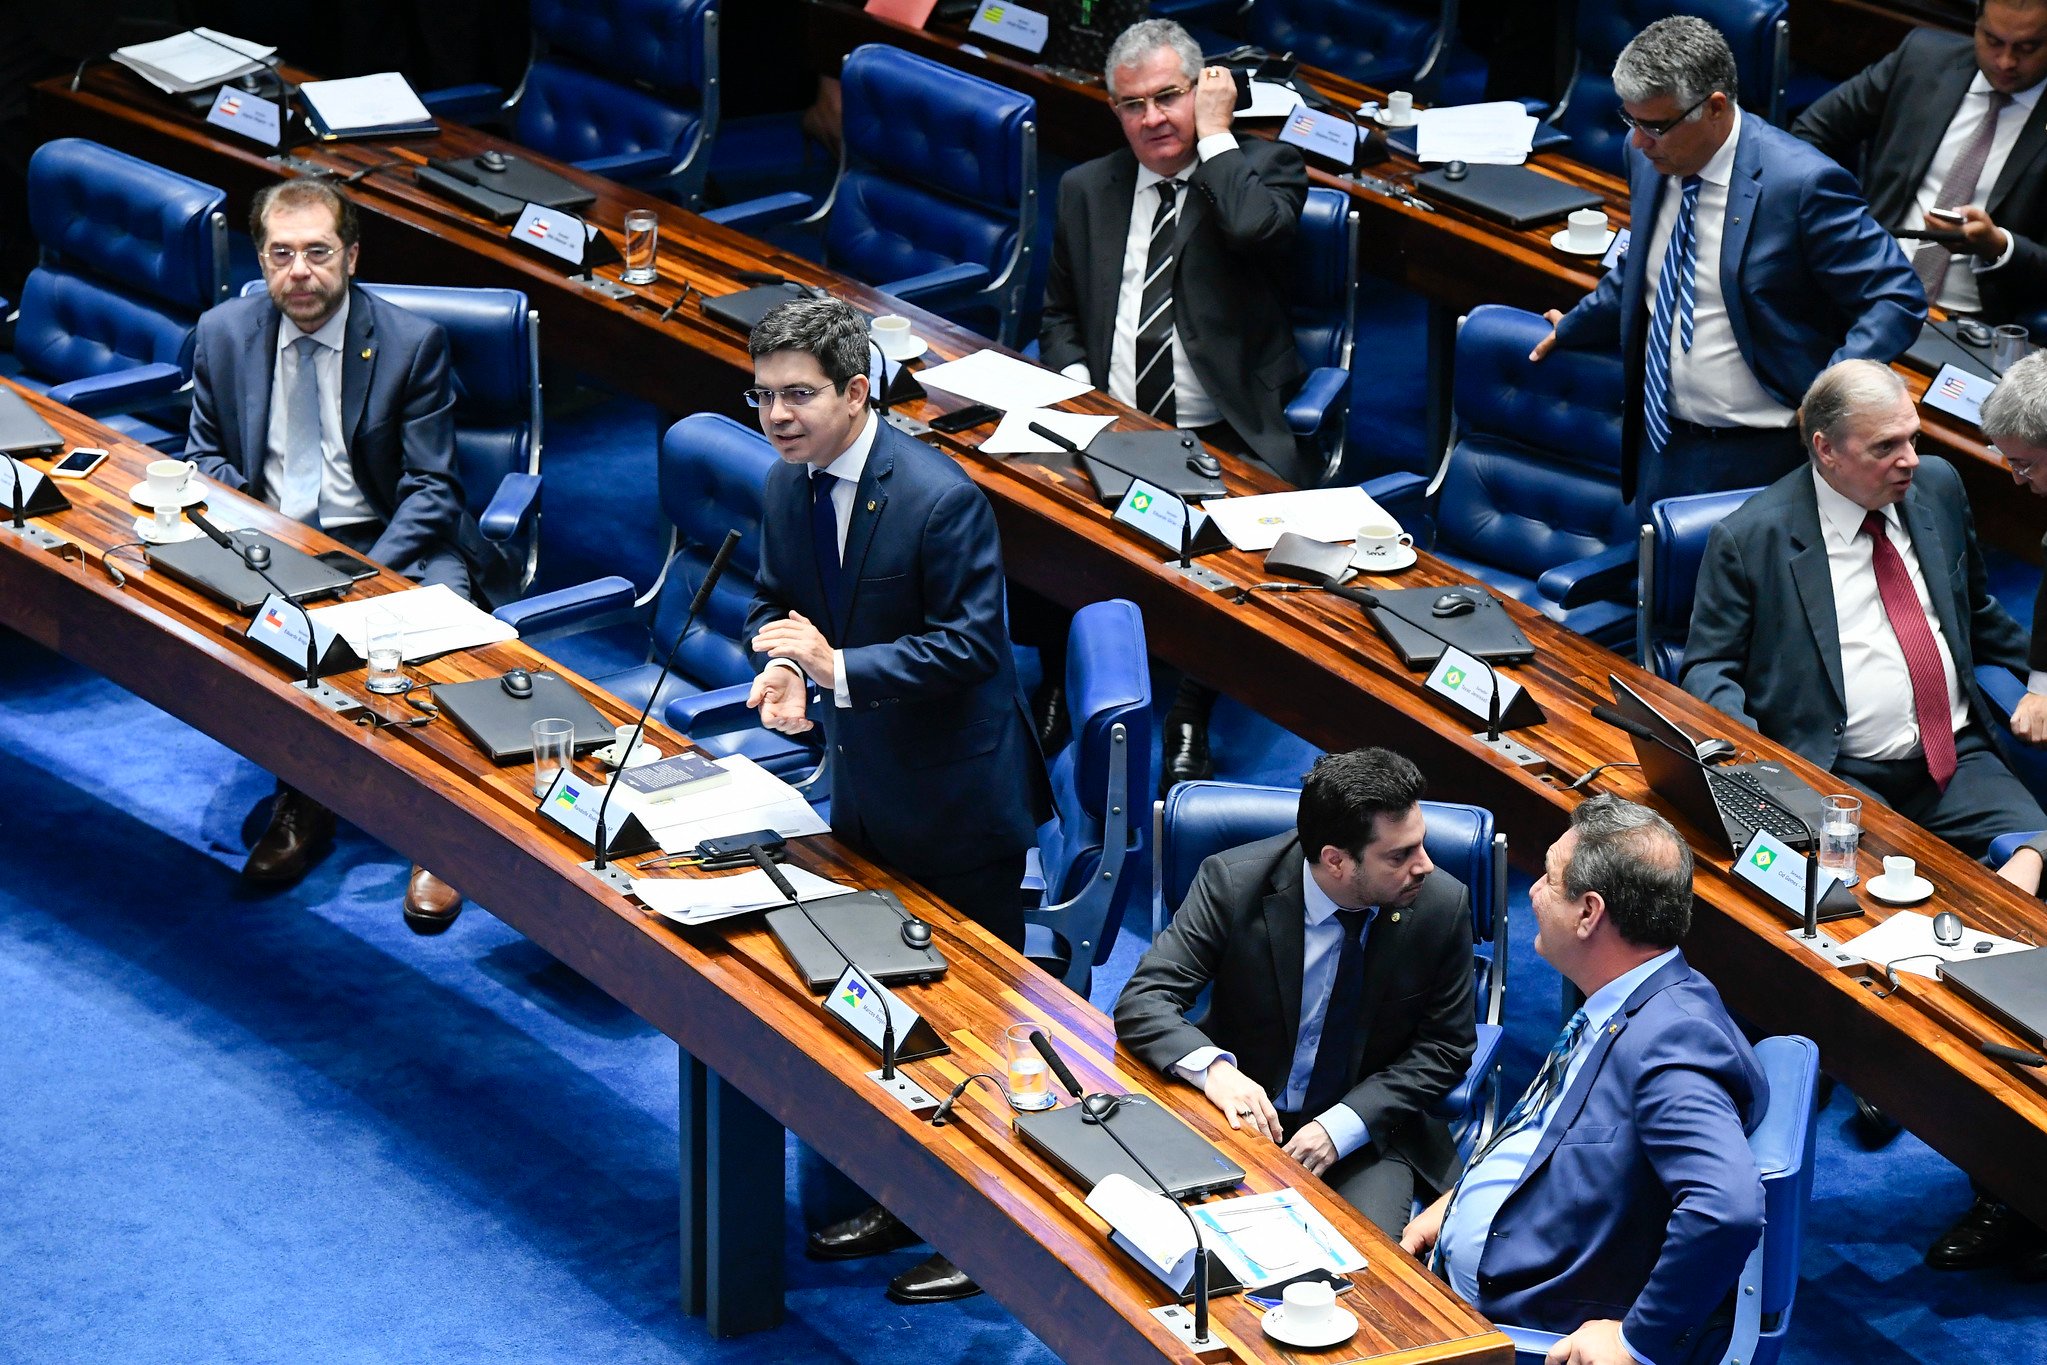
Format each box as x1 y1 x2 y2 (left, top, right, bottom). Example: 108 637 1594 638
1861 510 1957 790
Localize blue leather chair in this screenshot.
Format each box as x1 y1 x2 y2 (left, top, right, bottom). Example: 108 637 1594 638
1160 0 1487 104
495 412 820 777
1152 781 1509 1157
1290 187 1360 485
703 44 1038 347
0 138 229 450
422 0 722 206
1030 598 1152 994
1554 0 1790 174
1414 305 1637 647
1500 1034 1819 1365
1636 487 1762 681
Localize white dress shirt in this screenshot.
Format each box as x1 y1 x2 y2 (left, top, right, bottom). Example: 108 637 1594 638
767 410 877 709
1911 72 2042 314
1640 110 1797 430
264 294 378 529
1813 470 1967 760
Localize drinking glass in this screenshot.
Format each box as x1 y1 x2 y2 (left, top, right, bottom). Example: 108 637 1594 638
363 607 407 694
622 209 659 286
1818 793 1861 886
532 717 576 798
1004 1022 1056 1111
1993 323 2032 376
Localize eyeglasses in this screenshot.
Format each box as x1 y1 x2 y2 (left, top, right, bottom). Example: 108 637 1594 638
1617 94 1710 139
1110 85 1191 119
262 244 342 269
743 385 828 409
1996 446 2042 478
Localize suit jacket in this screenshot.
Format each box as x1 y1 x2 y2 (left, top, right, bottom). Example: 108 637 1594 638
1039 137 1312 485
1476 953 1767 1365
745 419 1049 881
1552 116 1924 496
1113 832 1476 1192
1681 456 2028 769
1794 28 2047 325
185 287 486 580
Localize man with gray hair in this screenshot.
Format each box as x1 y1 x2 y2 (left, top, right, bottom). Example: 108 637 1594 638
1531 15 1924 516
1404 794 1768 1365
1982 349 2047 750
1682 357 2044 858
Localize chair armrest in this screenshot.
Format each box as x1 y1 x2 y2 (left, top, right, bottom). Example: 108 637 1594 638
1535 542 1636 609
877 262 991 309
1360 471 1431 532
664 681 758 735
1501 1327 1565 1362
1978 663 2027 720
1428 1021 1502 1120
478 472 541 543
419 83 507 122
700 192 815 231
1515 98 1552 118
1990 830 2046 864
44 363 187 415
576 149 675 181
491 575 637 634
1284 366 1350 437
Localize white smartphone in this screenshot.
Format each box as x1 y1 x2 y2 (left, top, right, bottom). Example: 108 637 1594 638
50 447 109 479
1927 206 1965 221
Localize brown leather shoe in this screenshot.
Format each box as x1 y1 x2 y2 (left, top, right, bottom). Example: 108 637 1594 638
402 866 463 935
243 790 336 885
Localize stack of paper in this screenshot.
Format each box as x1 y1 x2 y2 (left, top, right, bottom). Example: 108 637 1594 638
1414 101 1540 166
298 72 434 138
113 29 274 94
1189 1188 1366 1290
632 864 849 926
1086 1174 1212 1293
307 584 519 663
979 408 1116 455
629 754 832 854
917 350 1093 412
1202 486 1391 551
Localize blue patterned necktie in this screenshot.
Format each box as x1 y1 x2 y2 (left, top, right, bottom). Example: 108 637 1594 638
1300 908 1374 1117
1642 176 1702 461
809 468 842 621
280 334 324 525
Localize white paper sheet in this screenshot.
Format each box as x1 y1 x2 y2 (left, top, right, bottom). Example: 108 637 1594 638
113 29 273 93
1240 80 1304 119
916 349 1093 411
978 408 1117 455
307 584 518 662
1414 101 1540 165
299 72 432 132
1201 487 1392 551
1840 909 2032 980
632 864 849 925
630 754 832 853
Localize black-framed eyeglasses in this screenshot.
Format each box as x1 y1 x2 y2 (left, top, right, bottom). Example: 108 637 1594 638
1110 85 1191 119
743 385 827 409
1618 94 1710 139
262 244 342 270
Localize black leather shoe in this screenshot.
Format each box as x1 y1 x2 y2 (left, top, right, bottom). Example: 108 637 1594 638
1849 1095 1903 1148
806 1204 921 1261
1160 716 1215 796
886 1253 982 1305
243 790 336 885
1033 681 1069 754
1926 1195 2033 1270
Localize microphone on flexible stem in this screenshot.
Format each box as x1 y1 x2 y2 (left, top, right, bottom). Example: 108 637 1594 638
1026 422 1230 592
1028 1029 1217 1350
185 28 298 146
188 507 328 696
591 528 740 872
6 455 25 529
751 844 898 1080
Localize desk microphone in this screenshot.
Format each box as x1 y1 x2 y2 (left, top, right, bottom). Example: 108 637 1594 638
6 455 25 531
187 29 299 146
751 844 898 1081
1025 421 1230 591
187 507 333 698
590 529 740 871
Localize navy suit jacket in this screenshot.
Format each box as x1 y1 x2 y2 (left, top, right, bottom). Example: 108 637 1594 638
1680 456 2027 769
745 419 1048 880
185 286 485 579
1552 116 1924 496
1476 954 1767 1364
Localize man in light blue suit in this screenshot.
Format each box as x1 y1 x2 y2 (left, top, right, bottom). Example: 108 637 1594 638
1532 16 1925 516
1403 795 1767 1365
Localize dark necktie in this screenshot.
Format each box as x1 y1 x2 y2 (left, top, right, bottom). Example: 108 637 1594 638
1912 90 2012 300
810 468 841 619
1642 175 1702 461
1300 908 1372 1117
1134 180 1180 425
1861 510 1957 790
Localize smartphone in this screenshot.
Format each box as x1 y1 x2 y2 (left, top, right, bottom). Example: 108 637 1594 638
929 403 1002 434
50 447 109 479
1927 206 1964 221
315 547 381 582
1232 68 1252 111
696 829 787 860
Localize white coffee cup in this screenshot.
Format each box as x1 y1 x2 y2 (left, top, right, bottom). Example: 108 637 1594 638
612 723 647 767
871 314 919 360
1280 1280 1336 1332
1355 521 1415 560
1565 208 1609 252
1385 90 1414 123
152 502 179 537
1882 855 1916 886
145 457 197 505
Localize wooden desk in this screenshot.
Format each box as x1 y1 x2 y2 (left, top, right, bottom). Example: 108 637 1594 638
31 65 2047 1228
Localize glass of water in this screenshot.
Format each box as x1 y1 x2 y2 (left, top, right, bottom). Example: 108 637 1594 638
1004 1022 1056 1111
364 607 407 694
1994 323 2033 376
532 717 576 799
1818 793 1861 885
622 208 659 285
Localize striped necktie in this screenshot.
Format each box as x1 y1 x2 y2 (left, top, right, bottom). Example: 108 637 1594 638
1912 91 2012 301
1642 176 1702 462
1134 180 1181 425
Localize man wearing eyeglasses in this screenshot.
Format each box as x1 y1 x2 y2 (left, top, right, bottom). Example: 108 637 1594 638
1531 16 1924 517
186 178 485 932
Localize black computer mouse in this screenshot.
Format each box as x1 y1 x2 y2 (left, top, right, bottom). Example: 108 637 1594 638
1957 318 1994 347
501 667 534 699
1431 591 1477 618
1443 159 1469 181
479 149 511 172
900 917 933 950
1188 448 1223 479
1694 737 1738 764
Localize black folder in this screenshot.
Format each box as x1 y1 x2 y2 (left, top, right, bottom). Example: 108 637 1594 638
431 672 613 763
1410 163 1603 229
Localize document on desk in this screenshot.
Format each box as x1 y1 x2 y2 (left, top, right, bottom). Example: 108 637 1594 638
307 584 519 663
1086 1174 1214 1293
1202 486 1392 551
113 29 275 94
632 864 850 926
1188 1188 1366 1291
1241 80 1306 119
1840 910 2033 979
298 72 434 136
917 350 1092 412
631 754 832 854
1414 101 1540 165
979 407 1116 455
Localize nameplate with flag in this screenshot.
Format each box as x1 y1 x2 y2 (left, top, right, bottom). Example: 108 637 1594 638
243 592 359 675
206 86 281 146
1278 106 1360 170
1423 645 1542 730
508 202 622 274
536 768 657 856
1732 829 1859 923
1112 478 1230 558
1921 363 1996 428
821 965 948 1061
968 2 1050 53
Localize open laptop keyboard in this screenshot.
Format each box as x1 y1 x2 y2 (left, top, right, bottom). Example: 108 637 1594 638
1706 768 1813 847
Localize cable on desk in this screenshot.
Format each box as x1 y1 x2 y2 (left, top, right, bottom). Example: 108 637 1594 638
96 540 150 587
1562 760 1640 792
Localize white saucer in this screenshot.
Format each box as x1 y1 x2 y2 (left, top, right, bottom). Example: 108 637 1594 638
130 479 206 509
1866 873 1935 906
1352 544 1419 573
134 514 200 545
1371 110 1416 128
1551 226 1618 256
1261 1304 1359 1349
879 338 929 364
596 739 665 770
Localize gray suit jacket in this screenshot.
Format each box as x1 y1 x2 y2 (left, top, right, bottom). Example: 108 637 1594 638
1680 456 2027 768
1113 832 1476 1192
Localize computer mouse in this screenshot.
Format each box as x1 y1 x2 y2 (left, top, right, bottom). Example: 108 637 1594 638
1694 737 1738 764
1443 159 1469 181
1932 910 1964 947
1430 591 1477 618
900 917 933 950
1188 448 1223 479
479 149 510 172
501 667 534 699
1957 318 1994 347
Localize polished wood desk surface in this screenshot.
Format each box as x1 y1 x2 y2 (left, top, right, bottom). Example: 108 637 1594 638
31 64 2047 1223
0 387 1514 1363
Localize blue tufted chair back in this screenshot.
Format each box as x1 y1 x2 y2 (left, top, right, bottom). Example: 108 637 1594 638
16 138 227 386
1557 0 1788 174
1248 0 1442 92
515 0 718 181
1290 187 1357 373
827 44 1037 343
1642 486 1760 680
651 413 775 695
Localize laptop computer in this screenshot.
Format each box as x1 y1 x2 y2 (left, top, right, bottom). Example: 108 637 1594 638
765 889 949 991
1938 948 2047 1050
430 671 612 763
1079 430 1226 504
1607 673 1824 853
0 388 65 457
147 529 356 614
1364 587 1536 666
1409 164 1604 230
1014 1094 1246 1199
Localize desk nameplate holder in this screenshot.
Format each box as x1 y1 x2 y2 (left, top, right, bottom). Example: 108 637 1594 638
245 593 359 713
1112 479 1233 593
509 203 626 288
1425 646 1545 767
823 966 944 1113
538 768 657 890
1733 830 1863 966
3 457 70 552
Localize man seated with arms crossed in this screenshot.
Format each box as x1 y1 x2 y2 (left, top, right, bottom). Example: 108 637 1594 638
187 179 489 934
1114 748 1476 1235
1403 795 1767 1365
1794 0 2047 327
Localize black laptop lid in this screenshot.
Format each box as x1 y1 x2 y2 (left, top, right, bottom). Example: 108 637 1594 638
1365 587 1535 665
431 672 612 764
1410 164 1603 229
0 389 65 456
765 890 948 991
147 530 355 614
1015 1095 1246 1198
1079 430 1226 503
1939 948 2047 1048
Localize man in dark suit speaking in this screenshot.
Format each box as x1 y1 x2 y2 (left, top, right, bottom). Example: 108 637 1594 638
1794 0 2047 326
1114 748 1476 1235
